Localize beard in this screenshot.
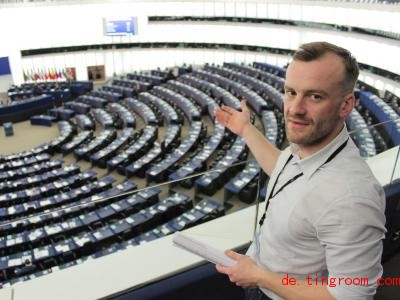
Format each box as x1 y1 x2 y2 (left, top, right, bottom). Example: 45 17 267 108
285 111 342 147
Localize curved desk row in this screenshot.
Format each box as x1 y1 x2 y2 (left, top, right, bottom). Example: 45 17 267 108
0 95 55 125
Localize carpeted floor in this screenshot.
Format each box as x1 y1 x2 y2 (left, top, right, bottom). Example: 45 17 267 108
0 120 58 155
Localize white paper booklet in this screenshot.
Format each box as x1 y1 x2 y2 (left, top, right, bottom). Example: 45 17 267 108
172 231 237 267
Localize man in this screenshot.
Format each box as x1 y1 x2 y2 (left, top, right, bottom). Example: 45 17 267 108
214 42 386 300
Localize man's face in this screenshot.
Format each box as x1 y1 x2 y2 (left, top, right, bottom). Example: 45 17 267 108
283 53 354 154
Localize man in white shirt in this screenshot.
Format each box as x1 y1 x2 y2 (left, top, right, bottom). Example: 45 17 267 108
215 41 386 300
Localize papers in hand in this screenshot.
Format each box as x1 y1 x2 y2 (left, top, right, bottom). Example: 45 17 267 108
172 231 237 267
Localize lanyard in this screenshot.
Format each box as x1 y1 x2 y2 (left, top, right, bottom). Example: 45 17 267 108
258 138 349 226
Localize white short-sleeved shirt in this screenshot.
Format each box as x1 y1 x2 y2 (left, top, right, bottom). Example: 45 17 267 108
247 126 386 299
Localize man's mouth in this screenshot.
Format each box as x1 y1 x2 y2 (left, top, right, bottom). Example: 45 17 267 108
288 118 310 128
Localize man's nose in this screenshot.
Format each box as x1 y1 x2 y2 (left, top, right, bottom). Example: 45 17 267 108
289 95 307 115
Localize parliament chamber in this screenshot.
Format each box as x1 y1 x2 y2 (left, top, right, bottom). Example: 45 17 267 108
0 0 400 299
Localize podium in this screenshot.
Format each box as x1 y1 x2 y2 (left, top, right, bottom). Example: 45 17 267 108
3 122 13 136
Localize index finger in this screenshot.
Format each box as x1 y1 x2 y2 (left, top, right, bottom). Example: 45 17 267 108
216 264 231 275
220 105 237 114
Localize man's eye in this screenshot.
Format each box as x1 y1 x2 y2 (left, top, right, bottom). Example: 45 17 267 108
311 94 322 101
285 90 295 96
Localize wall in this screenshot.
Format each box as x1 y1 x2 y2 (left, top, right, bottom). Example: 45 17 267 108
0 0 399 87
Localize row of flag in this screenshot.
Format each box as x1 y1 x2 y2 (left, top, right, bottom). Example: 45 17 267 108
22 68 69 82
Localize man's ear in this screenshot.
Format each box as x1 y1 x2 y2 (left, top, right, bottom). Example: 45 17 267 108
340 93 355 119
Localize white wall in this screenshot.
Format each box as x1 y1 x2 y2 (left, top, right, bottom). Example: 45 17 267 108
20 48 290 80
0 0 399 88
16 21 400 85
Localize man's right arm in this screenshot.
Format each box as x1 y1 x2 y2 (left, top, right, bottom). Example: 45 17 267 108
241 122 281 177
215 100 281 176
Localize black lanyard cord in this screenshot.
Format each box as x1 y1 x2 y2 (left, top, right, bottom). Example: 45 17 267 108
258 138 349 226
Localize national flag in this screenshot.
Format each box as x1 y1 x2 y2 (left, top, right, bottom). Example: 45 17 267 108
62 68 68 80
23 70 28 82
34 70 40 81
50 69 56 80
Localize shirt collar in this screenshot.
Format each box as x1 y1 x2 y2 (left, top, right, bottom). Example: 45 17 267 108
289 125 350 179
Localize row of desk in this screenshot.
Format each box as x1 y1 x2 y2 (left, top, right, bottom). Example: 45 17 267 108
8 88 70 102
127 73 165 86
90 128 135 168
78 95 108 109
0 188 224 287
169 124 225 182
0 144 51 164
195 136 248 196
125 98 158 126
125 144 163 178
0 169 99 219
49 121 76 153
64 101 91 114
139 92 181 125
359 91 400 145
91 108 114 129
346 109 377 157
74 129 117 161
107 103 136 128
3 81 93 125
179 75 241 111
61 131 93 155
252 62 286 79
103 85 135 98
0 175 122 238
112 78 151 93
224 110 279 203
167 80 212 114
89 90 122 103
132 198 224 245
216 65 284 111
203 67 268 114
0 153 51 173
146 121 205 183
0 95 55 125
75 114 95 131
0 180 138 283
152 86 202 121
0 164 80 195
230 62 285 92
0 159 64 183
107 126 158 172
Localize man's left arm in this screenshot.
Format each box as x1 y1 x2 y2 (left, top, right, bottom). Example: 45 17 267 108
217 194 386 300
216 250 334 300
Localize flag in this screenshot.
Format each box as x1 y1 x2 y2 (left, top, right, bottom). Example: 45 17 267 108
50 69 56 80
48 69 52 80
23 70 28 82
62 68 67 80
34 70 40 81
39 69 44 81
